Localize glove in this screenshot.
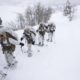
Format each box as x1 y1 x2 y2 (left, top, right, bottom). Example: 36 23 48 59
20 43 24 47
21 38 23 41
36 30 38 32
32 41 35 45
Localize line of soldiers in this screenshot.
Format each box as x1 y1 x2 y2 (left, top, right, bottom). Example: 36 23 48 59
37 23 56 46
0 18 56 68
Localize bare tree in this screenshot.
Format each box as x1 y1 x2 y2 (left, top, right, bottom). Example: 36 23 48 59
34 3 53 24
25 3 53 26
7 21 17 30
43 7 53 23
17 13 25 29
25 7 35 26
34 3 45 24
7 13 25 30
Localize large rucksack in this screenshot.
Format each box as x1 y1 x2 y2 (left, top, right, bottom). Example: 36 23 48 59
38 26 45 36
0 35 15 54
23 30 34 44
0 28 18 41
0 28 17 53
48 24 55 33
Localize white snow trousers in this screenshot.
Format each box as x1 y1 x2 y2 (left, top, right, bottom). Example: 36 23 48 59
38 35 44 46
27 43 32 53
4 51 15 66
48 32 53 42
48 32 55 42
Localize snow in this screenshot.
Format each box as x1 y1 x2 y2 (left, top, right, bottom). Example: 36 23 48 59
0 27 18 41
0 5 27 27
0 5 80 80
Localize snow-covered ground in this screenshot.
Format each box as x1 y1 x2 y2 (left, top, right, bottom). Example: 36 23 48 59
0 5 80 80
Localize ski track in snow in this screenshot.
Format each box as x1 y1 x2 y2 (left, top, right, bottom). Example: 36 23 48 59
0 6 80 80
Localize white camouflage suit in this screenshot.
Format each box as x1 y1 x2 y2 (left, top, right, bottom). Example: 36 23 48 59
2 38 19 67
47 23 56 42
37 24 46 46
21 28 36 55
0 29 19 67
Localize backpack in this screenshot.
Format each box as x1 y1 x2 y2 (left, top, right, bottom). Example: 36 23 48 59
0 34 15 54
48 23 55 33
0 28 18 53
0 28 18 41
24 31 34 44
38 26 45 36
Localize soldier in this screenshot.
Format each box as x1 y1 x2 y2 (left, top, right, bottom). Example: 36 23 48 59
37 23 46 46
47 23 56 42
21 27 36 57
0 28 24 68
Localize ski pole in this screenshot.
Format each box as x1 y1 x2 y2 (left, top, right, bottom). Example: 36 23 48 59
21 46 24 54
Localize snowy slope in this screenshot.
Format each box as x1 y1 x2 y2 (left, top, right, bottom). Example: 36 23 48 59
0 5 26 26
0 5 80 80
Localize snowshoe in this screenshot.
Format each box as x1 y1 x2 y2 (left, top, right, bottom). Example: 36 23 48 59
4 61 18 69
28 53 32 57
0 70 7 80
